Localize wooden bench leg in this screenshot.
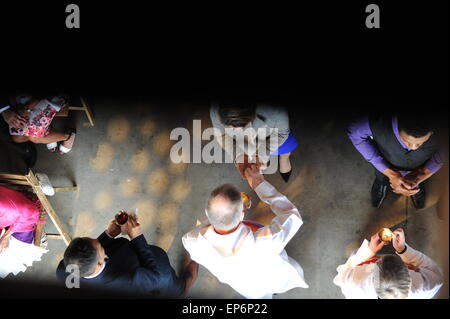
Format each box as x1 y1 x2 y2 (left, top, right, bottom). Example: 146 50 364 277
80 97 95 127
54 186 79 193
34 223 44 247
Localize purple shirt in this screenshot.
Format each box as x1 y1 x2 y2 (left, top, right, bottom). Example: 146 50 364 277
347 116 443 175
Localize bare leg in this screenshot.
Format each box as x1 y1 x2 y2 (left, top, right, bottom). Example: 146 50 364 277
11 135 30 143
279 152 292 173
28 128 69 144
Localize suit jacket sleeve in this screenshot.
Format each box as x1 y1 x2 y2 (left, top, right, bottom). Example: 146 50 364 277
97 231 116 250
129 234 184 296
252 180 303 253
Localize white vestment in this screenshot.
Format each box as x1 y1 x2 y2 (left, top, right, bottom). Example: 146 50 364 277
333 239 444 299
0 230 48 279
182 181 309 299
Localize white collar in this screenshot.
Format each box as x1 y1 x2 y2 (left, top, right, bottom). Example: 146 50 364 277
83 256 108 279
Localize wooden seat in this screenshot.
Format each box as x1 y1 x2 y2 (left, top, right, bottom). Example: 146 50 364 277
0 170 78 246
56 97 95 127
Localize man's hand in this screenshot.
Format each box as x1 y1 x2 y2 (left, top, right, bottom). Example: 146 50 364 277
106 220 121 238
244 163 265 189
368 232 387 254
1 109 27 129
384 168 419 196
0 236 11 253
392 228 406 253
125 214 142 240
403 168 433 190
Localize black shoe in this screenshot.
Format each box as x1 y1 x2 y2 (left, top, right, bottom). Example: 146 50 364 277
411 183 426 209
280 170 292 182
371 178 388 208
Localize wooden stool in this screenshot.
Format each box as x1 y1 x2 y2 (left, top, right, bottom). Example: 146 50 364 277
56 97 94 127
0 170 78 246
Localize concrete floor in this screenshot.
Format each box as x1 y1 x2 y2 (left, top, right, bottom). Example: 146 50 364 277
3 97 448 298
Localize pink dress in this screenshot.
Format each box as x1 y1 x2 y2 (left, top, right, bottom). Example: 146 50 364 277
9 99 61 137
0 185 41 233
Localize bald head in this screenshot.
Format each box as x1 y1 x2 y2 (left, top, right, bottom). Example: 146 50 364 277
206 184 244 231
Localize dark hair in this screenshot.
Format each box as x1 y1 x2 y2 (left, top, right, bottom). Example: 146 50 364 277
218 103 256 128
398 115 434 138
206 184 243 230
64 237 99 277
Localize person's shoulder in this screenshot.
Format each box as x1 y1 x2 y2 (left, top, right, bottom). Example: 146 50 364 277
183 225 210 244
55 259 67 279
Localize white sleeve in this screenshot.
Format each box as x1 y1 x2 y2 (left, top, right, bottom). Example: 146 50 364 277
252 180 303 253
333 239 376 288
397 244 444 293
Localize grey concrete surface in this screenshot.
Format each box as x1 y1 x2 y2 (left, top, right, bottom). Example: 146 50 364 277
2 97 448 299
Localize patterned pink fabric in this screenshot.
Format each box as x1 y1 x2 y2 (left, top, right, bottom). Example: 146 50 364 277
0 185 41 233
9 99 60 137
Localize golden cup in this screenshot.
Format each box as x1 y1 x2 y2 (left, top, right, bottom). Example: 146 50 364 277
378 228 393 242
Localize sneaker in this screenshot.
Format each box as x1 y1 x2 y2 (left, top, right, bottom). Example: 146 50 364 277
371 178 388 208
411 183 426 209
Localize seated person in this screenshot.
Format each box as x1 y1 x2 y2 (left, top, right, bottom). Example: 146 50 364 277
0 185 47 278
333 228 444 299
1 94 76 155
56 214 198 297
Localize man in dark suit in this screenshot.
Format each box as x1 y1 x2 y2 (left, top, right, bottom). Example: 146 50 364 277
56 214 198 297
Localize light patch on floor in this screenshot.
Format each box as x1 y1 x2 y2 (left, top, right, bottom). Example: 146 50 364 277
120 176 140 198
74 211 97 237
146 168 169 195
153 131 172 155
90 142 115 172
131 199 156 231
107 116 131 142
131 150 150 172
94 190 113 210
139 118 156 140
170 179 191 203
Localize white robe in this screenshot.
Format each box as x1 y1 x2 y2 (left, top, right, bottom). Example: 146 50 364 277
333 239 444 299
0 231 48 279
182 180 309 299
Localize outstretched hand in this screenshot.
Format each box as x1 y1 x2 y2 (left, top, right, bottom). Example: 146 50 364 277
368 232 388 254
244 163 265 189
392 228 406 253
106 220 121 238
125 214 142 240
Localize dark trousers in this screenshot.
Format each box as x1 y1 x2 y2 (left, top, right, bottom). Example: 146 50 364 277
375 169 390 186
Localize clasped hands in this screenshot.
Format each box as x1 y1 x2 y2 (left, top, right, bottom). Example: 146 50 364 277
106 213 142 240
384 168 431 197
